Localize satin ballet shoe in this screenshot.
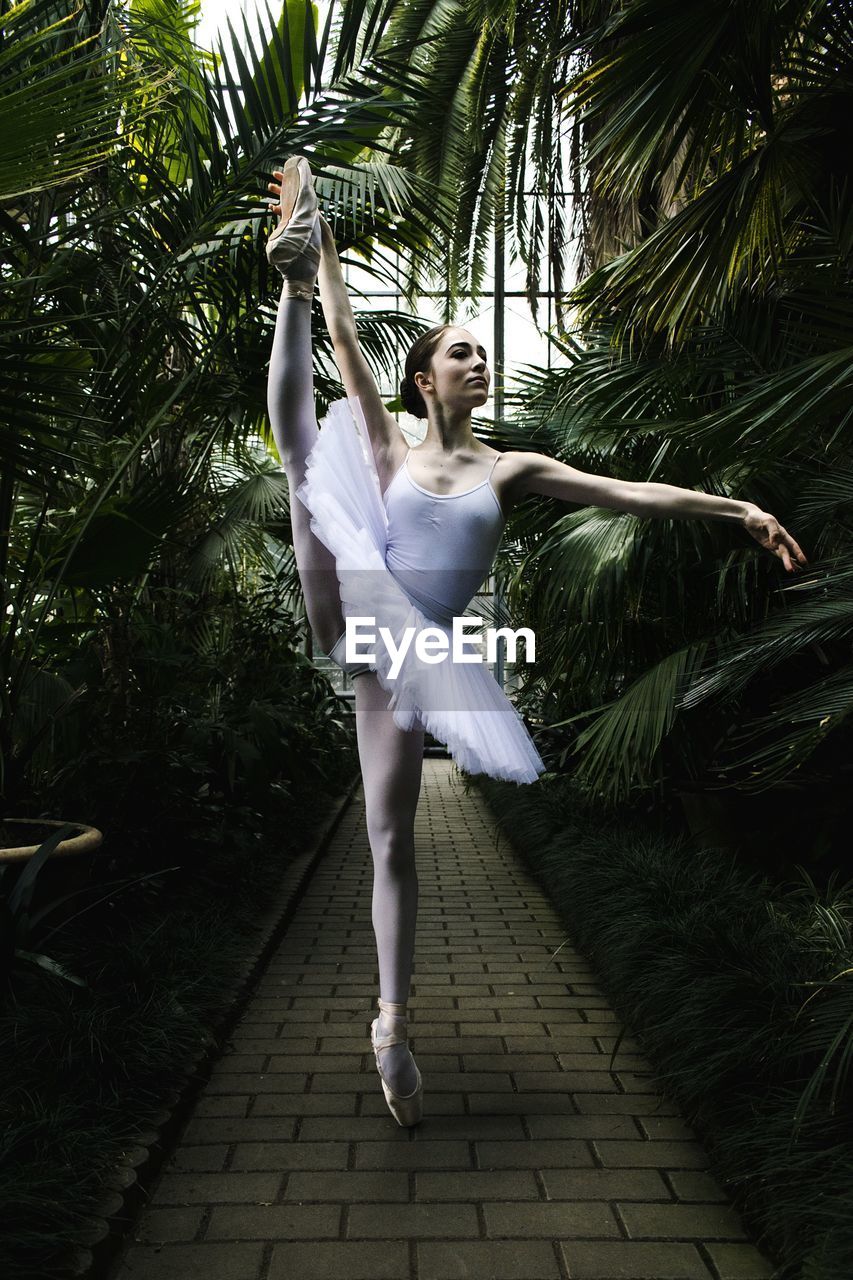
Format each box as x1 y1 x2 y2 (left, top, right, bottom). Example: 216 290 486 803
266 155 321 290
370 997 423 1127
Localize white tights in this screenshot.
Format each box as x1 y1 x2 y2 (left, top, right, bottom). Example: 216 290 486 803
267 286 423 1095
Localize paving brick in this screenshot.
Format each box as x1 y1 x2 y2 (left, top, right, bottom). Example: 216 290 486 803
559 1240 712 1277
525 1114 638 1140
210 1054 266 1073
228 1142 349 1173
592 1035 643 1054
264 1054 368 1072
354 1139 473 1169
415 1170 540 1200
667 1170 731 1202
115 1242 264 1280
460 1052 565 1071
541 1168 671 1201
413 1035 519 1053
203 1072 312 1094
284 1170 410 1201
180 1117 299 1143
618 1200 749 1239
476 1139 596 1168
149 1172 281 1206
418 1240 562 1278
267 1241 410 1279
229 1034 312 1054
229 1021 282 1037
705 1242 777 1277
594 1139 710 1168
165 1145 230 1172
414 1020 550 1036
347 1201 479 1237
248 1093 356 1116
193 1096 251 1117
457 994 542 1007
132 1206 205 1243
504 1024 630 1046
512 1070 622 1091
466 1092 583 1115
573 1092 682 1115
483 1200 621 1237
205 1203 340 1239
637 1113 699 1140
556 1052 651 1071
519 1036 609 1053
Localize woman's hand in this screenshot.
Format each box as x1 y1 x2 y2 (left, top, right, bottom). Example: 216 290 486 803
267 168 285 217
743 505 809 573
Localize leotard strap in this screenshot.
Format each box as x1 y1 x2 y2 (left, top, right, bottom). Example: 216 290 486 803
386 449 410 488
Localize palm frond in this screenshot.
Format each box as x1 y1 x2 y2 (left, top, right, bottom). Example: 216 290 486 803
680 564 853 709
710 662 853 790
790 965 853 1133
0 0 174 203
558 641 711 800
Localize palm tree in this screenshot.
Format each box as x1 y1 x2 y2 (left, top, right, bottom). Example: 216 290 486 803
358 0 853 821
505 0 853 813
0 0 451 805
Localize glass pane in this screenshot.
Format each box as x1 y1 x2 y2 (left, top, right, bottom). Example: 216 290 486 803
344 261 397 297
504 298 551 385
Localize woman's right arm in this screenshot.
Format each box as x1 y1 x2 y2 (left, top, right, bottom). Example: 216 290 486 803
317 216 405 471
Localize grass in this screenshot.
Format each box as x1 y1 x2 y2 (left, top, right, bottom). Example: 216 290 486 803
474 771 853 1280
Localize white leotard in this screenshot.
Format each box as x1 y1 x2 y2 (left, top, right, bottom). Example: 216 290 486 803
298 397 545 781
382 450 506 626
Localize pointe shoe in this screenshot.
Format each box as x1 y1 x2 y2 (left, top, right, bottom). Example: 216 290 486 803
370 998 423 1127
266 155 321 293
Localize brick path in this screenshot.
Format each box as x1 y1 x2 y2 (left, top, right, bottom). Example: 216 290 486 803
113 759 777 1280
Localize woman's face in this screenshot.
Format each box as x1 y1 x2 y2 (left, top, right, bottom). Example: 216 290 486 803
415 327 490 413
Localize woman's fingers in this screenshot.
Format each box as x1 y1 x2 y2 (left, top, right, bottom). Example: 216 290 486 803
777 527 808 573
746 510 809 573
774 525 789 568
267 176 282 215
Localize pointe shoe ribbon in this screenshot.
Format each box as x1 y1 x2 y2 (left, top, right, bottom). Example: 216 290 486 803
266 155 321 292
371 997 423 1127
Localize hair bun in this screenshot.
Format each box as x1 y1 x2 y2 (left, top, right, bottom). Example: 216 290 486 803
401 323 451 419
400 375 425 418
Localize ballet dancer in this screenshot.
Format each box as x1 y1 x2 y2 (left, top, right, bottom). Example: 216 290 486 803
264 155 808 1126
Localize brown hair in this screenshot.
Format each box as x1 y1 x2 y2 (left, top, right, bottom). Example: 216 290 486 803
399 325 452 419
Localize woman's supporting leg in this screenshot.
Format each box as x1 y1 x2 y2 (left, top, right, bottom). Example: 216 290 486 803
266 286 345 655
355 672 424 1096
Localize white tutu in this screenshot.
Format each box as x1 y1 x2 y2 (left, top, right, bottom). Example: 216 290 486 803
295 396 546 786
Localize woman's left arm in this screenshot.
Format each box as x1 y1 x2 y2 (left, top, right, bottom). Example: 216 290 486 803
511 452 809 574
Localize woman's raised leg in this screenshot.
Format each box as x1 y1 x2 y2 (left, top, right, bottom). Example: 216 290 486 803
355 672 425 1097
266 280 345 657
